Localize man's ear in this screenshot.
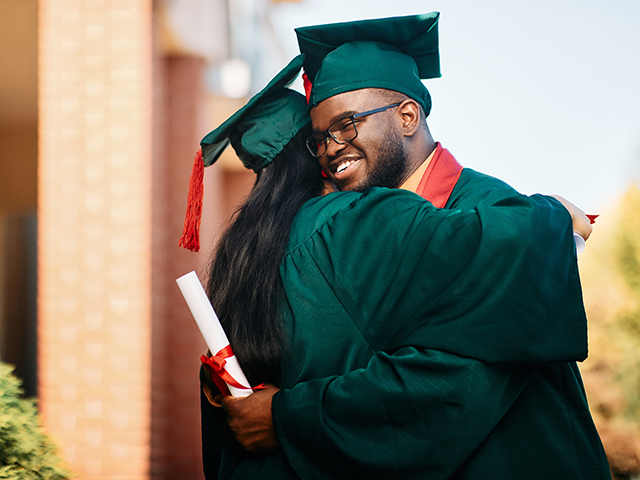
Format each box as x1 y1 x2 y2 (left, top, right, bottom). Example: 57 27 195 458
398 100 421 137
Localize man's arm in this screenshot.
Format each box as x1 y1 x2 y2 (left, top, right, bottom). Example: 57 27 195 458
330 190 588 364
222 188 586 473
224 348 535 480
446 169 594 241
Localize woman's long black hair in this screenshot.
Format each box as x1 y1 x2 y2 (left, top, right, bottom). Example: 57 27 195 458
205 129 324 387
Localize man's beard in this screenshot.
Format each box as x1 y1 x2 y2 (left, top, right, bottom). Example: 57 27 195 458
352 129 408 192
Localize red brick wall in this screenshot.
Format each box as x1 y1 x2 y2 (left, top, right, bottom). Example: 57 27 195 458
151 54 215 480
149 56 257 476
38 1 153 477
39 2 254 477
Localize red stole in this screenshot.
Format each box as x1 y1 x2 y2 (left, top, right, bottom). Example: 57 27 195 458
415 143 463 208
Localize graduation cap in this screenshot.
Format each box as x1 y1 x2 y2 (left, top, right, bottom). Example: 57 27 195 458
179 54 310 252
295 12 441 116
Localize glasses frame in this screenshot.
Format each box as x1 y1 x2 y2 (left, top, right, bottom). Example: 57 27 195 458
306 103 401 158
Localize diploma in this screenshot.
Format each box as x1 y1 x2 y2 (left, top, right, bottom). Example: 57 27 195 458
573 233 586 254
176 271 253 397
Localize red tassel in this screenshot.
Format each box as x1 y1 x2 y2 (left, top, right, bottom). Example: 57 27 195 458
179 149 204 252
586 214 599 225
302 72 312 104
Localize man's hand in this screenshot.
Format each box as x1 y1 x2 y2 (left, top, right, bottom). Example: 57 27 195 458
220 384 281 453
550 195 593 241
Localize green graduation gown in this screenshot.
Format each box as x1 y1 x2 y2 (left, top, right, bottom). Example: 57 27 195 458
202 167 608 478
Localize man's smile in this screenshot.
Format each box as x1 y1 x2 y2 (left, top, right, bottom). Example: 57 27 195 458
328 155 363 185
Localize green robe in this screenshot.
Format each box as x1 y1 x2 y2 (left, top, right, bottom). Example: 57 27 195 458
202 170 609 479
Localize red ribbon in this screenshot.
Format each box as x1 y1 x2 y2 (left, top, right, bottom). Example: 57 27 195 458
586 214 599 225
201 345 252 397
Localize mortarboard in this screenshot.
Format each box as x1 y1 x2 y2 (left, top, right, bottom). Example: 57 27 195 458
200 54 309 172
296 13 441 115
179 54 310 252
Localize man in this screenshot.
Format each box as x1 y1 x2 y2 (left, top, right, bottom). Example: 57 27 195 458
217 13 610 479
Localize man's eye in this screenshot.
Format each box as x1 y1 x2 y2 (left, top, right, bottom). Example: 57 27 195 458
338 120 356 132
315 135 329 147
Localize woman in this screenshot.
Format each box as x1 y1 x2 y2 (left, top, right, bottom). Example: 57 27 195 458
188 57 591 479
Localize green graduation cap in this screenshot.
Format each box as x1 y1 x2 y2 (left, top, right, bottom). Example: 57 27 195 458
200 54 310 172
295 13 441 115
179 54 310 252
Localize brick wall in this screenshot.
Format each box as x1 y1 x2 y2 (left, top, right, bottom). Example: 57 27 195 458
150 54 215 480
38 1 254 477
38 1 153 478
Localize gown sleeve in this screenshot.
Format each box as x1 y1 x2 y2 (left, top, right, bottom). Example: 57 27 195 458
273 347 537 480
273 187 586 478
290 187 586 364
200 366 225 479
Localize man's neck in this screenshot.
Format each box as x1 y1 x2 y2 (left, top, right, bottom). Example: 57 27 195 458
399 144 438 194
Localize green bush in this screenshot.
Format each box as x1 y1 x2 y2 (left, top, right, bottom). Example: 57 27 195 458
0 361 72 479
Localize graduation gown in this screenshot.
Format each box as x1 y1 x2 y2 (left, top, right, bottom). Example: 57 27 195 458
202 149 609 479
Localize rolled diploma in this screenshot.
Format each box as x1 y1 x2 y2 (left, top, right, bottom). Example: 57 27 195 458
573 232 586 254
176 271 253 397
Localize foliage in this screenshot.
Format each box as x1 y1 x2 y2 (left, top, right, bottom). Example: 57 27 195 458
0 361 72 479
580 184 640 476
612 185 640 423
615 186 640 293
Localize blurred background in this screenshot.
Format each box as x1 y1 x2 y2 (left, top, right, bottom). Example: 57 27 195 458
0 0 638 478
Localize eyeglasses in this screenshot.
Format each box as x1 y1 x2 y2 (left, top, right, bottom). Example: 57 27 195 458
305 103 401 157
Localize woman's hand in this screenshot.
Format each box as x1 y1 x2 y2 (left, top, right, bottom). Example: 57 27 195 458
221 384 281 453
550 194 593 241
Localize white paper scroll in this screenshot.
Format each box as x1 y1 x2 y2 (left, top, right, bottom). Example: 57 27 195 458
573 232 586 254
176 271 253 397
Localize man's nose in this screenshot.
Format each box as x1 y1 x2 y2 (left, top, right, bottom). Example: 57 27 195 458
325 135 348 157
